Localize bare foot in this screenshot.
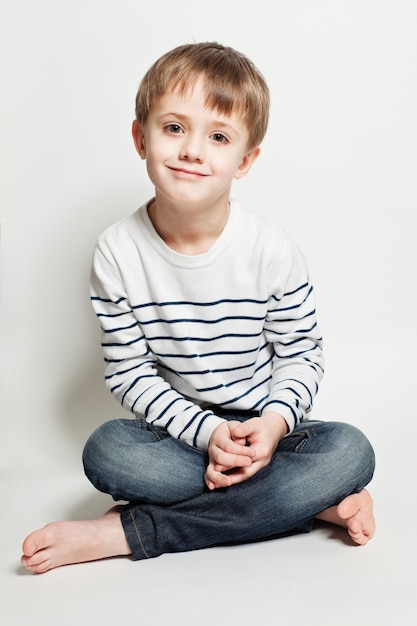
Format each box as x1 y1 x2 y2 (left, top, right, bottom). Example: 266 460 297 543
21 507 131 574
316 489 375 545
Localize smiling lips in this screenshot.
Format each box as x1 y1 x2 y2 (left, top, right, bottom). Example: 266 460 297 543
168 166 209 177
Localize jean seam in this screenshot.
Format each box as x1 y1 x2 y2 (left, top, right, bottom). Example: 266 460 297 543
294 427 316 453
129 508 150 559
172 437 207 457
151 429 165 442
140 419 168 443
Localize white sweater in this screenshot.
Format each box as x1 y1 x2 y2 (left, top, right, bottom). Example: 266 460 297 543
90 199 324 450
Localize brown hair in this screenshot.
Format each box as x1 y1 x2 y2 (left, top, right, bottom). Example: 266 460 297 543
135 42 270 150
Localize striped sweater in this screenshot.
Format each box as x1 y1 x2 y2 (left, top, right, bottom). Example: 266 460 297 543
90 198 324 450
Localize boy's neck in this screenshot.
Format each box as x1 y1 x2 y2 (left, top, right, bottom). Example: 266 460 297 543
147 197 231 256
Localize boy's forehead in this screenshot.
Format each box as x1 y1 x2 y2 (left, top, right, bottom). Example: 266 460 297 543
155 78 245 124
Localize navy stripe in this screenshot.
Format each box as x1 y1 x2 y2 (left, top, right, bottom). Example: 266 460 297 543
102 322 138 334
195 358 272 393
138 315 265 326
153 397 184 425
275 336 314 347
132 298 268 309
192 412 211 447
269 286 313 313
274 344 322 359
217 374 273 406
146 331 263 343
157 343 271 376
153 345 261 360
97 311 133 319
101 336 143 347
144 389 171 418
159 357 259 377
263 399 298 421
270 282 309 302
91 295 127 304
105 360 154 380
265 321 318 337
275 309 316 323
121 374 155 405
177 412 200 439
282 378 314 404
253 394 269 409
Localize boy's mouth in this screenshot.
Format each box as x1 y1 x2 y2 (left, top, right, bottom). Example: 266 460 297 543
168 166 209 178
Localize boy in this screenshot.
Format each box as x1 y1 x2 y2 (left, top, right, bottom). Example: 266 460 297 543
21 42 375 573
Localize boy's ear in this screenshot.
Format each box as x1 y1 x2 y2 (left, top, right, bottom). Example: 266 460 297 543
234 147 261 180
132 119 147 159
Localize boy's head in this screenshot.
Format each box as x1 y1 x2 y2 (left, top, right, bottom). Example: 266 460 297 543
135 42 269 151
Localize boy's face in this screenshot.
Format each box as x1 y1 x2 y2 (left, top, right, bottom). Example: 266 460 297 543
132 79 260 211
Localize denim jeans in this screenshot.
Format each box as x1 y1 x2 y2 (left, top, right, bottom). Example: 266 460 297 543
82 416 375 560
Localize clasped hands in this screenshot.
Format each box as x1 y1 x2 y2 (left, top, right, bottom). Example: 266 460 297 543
205 412 288 490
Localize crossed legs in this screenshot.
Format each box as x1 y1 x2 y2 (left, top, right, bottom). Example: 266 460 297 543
21 419 376 573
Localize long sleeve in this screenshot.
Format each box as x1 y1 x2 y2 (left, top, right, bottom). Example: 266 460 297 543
262 236 324 431
90 241 224 451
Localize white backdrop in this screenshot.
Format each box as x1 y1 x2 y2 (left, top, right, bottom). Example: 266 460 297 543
1 0 416 481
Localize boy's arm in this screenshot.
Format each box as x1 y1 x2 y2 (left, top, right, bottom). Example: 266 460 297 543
261 237 324 433
205 236 323 488
90 243 224 451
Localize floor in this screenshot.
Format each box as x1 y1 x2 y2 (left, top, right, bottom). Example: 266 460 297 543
1 420 414 626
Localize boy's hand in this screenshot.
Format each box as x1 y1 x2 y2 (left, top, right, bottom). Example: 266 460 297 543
205 420 255 490
205 412 288 490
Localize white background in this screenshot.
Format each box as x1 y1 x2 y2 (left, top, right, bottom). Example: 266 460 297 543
1 1 416 624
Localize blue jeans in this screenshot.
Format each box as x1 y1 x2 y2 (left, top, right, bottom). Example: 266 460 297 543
82 416 375 560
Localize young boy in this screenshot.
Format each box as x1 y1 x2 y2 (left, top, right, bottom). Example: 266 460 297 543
21 42 375 573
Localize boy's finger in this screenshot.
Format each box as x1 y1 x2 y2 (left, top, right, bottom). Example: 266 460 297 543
205 466 232 490
222 438 256 457
213 449 253 469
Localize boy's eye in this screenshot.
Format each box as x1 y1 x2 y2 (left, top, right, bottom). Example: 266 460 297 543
165 124 183 134
211 133 228 143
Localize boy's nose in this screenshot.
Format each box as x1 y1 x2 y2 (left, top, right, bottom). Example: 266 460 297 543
179 134 204 162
